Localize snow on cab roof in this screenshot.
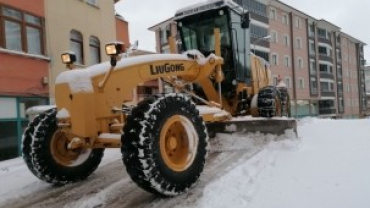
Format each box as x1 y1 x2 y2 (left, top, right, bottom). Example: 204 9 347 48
174 0 244 20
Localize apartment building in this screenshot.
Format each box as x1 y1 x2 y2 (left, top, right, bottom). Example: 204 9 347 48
149 0 367 119
0 0 49 160
365 66 370 114
0 0 129 161
268 0 366 118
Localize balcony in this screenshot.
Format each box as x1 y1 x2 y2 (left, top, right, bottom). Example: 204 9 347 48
250 12 268 24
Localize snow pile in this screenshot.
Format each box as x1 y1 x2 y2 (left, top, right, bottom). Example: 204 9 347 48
175 117 370 208
1 118 370 207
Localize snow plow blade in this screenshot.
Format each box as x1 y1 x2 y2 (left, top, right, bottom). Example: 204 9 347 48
206 119 298 138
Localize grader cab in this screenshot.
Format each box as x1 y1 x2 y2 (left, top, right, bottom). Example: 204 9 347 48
22 0 296 197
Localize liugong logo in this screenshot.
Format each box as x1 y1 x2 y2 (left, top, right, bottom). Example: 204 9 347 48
150 63 185 75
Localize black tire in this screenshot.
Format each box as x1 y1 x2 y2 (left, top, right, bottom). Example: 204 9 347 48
277 87 291 117
121 93 208 197
22 108 104 185
257 86 282 117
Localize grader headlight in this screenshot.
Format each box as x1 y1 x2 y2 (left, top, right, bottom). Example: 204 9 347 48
105 42 124 56
61 52 76 64
105 42 125 66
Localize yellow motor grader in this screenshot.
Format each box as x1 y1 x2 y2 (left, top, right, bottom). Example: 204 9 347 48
22 0 296 197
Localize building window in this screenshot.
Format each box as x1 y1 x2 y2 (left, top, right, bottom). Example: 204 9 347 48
310 78 318 94
295 17 301 28
0 6 44 55
310 60 316 74
89 36 100 65
282 13 289 25
285 77 291 88
320 81 334 92
250 24 268 38
270 31 278 43
309 24 315 37
297 58 303 69
271 53 278 65
70 30 84 65
269 8 276 20
309 42 315 55
298 78 305 89
244 0 267 16
283 35 289 46
272 76 278 85
296 38 302 49
160 29 168 44
284 56 290 67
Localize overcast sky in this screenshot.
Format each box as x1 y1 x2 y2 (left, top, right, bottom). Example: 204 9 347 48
115 0 370 63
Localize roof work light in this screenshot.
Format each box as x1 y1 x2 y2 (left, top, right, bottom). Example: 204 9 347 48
61 52 76 64
105 42 124 56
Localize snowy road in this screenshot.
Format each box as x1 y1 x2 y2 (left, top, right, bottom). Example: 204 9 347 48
0 130 283 208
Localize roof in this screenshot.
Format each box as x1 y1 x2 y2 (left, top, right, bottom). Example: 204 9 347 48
148 17 174 31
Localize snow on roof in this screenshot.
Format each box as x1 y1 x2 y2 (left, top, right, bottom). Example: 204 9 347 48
174 0 244 20
56 50 222 93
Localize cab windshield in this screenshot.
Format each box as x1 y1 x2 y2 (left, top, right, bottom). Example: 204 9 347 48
178 10 231 56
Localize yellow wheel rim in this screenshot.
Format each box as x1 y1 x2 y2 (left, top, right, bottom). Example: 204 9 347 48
160 115 199 172
50 130 90 167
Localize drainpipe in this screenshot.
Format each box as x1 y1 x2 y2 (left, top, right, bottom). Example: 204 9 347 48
289 12 298 118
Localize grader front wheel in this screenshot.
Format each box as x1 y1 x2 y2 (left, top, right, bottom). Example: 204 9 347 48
257 86 283 117
22 108 104 185
122 94 208 196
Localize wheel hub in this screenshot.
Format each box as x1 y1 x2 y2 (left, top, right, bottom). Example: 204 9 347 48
167 137 178 150
50 130 89 167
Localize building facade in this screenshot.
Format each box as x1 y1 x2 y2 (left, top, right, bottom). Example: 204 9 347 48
149 0 367 119
267 0 366 118
0 0 129 161
0 0 49 160
45 0 129 103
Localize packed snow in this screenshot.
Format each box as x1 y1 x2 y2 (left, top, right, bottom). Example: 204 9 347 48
1 117 370 208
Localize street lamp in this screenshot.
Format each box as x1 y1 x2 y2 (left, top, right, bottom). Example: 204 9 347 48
252 35 271 52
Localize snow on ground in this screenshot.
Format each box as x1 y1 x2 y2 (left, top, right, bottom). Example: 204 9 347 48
1 118 370 208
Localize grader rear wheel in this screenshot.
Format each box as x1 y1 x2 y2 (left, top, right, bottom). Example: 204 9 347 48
257 86 283 117
22 108 104 185
122 93 208 196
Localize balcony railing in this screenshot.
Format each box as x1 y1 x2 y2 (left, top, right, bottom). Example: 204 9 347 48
319 54 333 62
320 72 334 80
319 108 336 115
321 91 335 97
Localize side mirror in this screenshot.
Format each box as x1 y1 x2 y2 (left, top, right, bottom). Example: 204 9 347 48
241 12 250 29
